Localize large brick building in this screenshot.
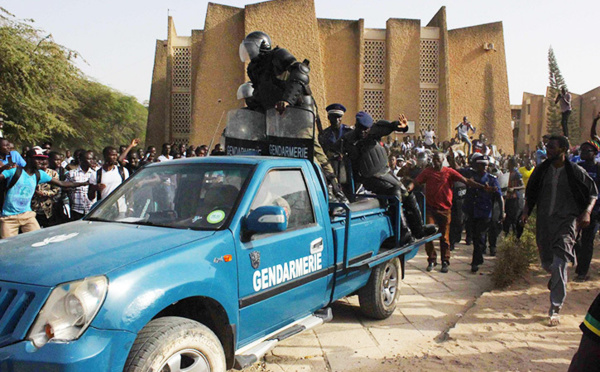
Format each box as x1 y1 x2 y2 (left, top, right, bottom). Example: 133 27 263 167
515 86 600 154
146 0 512 152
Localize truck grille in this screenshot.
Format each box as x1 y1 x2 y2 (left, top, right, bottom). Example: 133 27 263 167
0 282 49 348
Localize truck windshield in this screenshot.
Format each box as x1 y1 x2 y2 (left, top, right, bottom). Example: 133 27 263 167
86 163 252 230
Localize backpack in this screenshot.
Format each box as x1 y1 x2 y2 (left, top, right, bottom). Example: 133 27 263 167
96 166 125 200
1 167 41 210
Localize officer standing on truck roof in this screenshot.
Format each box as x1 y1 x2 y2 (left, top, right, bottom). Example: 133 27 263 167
334 111 437 244
238 31 348 205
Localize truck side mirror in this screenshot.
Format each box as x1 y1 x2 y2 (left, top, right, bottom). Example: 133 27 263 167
244 206 288 239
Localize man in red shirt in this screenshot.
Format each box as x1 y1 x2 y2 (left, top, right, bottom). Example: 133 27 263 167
411 152 493 273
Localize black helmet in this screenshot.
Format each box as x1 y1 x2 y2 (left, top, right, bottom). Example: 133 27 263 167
239 31 272 62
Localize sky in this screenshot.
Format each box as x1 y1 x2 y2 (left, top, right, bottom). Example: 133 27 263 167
3 0 599 106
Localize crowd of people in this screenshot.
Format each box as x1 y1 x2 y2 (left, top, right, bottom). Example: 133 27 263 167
0 136 227 239
319 104 600 333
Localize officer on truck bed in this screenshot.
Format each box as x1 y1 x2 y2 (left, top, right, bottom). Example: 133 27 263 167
333 111 437 244
238 31 347 205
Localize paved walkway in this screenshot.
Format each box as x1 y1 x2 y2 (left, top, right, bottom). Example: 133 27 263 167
252 242 496 371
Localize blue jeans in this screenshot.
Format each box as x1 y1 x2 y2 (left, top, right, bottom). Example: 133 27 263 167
459 133 472 155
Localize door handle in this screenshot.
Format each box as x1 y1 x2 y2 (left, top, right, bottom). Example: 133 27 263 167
310 238 323 254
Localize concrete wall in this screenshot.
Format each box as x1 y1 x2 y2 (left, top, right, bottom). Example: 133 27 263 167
516 86 600 153
190 29 204 140
427 7 451 141
385 19 420 125
244 0 328 123
145 40 168 147
449 22 512 153
189 4 245 147
516 92 544 154
145 0 514 153
318 19 361 124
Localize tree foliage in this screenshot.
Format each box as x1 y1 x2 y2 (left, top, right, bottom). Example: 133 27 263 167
0 8 146 152
546 47 579 142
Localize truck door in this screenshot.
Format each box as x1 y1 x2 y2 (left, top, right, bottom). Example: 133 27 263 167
237 167 331 344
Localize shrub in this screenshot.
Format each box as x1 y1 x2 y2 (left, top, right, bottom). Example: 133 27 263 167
492 213 538 288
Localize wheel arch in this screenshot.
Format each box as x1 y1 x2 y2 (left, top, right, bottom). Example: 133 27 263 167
152 296 236 370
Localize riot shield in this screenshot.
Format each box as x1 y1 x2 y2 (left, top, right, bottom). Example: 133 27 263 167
266 107 315 160
224 109 268 155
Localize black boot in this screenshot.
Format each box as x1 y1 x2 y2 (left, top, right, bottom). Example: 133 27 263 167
399 209 414 246
403 193 437 239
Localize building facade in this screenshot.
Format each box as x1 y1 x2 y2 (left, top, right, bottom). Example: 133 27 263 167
515 86 600 154
146 0 512 152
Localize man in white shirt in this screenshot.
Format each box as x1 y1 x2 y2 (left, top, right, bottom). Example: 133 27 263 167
456 116 476 155
88 146 130 202
400 137 412 154
60 150 73 168
422 129 437 149
157 143 173 162
555 86 572 137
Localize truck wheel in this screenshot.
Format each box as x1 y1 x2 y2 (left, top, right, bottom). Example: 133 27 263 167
358 258 400 319
124 316 226 372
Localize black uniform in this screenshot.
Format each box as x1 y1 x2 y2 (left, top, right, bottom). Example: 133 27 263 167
245 46 346 202
247 47 313 114
335 120 435 240
319 123 353 194
449 178 467 250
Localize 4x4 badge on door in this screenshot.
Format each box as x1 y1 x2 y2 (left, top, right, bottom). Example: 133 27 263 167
250 251 261 269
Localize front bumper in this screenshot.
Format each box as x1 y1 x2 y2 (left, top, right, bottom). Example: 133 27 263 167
0 327 136 372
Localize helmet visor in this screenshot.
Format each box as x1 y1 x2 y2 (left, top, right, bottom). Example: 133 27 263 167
239 41 260 62
239 42 250 62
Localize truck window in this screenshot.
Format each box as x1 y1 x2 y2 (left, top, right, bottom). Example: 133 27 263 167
250 169 315 231
86 164 252 230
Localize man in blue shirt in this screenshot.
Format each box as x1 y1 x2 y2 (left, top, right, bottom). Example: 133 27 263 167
463 154 503 273
0 148 87 238
0 138 26 168
536 141 547 165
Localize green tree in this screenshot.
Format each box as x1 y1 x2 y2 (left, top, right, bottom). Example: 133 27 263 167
0 7 146 152
546 47 579 142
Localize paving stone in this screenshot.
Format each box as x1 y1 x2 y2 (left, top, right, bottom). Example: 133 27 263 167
315 327 378 351
367 324 427 354
258 241 497 371
325 346 385 372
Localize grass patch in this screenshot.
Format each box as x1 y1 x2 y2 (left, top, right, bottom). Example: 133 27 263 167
492 213 538 289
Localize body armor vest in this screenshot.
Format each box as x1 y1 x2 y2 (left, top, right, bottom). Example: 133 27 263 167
358 142 389 178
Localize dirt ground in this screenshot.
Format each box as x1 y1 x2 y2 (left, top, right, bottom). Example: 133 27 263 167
249 247 599 372
374 256 599 372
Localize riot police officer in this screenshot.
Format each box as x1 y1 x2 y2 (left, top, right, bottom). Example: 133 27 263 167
319 104 352 154
319 103 353 196
335 111 437 243
239 31 347 204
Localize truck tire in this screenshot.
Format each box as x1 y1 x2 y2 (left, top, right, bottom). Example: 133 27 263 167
124 316 226 372
358 258 400 319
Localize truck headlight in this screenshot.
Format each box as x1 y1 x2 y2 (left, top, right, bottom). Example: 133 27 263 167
27 276 108 348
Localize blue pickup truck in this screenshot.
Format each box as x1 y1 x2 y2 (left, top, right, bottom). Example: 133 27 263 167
0 155 438 371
